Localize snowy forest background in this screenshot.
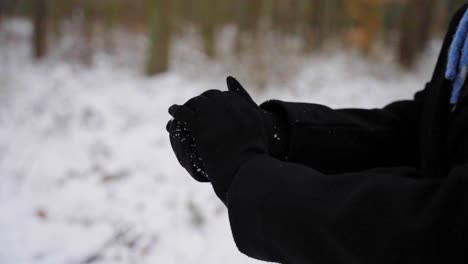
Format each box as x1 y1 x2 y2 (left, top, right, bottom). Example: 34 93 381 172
0 1 463 264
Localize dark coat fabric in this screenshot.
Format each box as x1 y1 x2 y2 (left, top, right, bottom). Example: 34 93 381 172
225 5 468 264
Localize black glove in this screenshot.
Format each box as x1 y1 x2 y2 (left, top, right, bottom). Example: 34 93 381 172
166 118 209 182
225 77 289 159
167 76 289 201
167 77 268 202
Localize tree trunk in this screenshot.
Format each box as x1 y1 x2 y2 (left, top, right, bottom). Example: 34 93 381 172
398 0 437 68
81 0 94 65
199 0 218 58
33 0 48 59
145 0 171 75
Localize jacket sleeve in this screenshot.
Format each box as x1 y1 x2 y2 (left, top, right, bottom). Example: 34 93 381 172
259 4 468 174
260 90 426 173
226 155 468 264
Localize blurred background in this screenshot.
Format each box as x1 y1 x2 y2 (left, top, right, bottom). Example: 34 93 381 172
0 1 463 264
1 0 465 78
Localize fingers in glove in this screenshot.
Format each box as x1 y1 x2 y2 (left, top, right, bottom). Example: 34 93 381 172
184 95 211 112
168 120 210 182
201 89 223 98
226 76 256 106
166 119 187 136
166 119 174 133
169 105 194 121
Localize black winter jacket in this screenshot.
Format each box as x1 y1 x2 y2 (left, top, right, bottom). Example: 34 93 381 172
226 5 468 264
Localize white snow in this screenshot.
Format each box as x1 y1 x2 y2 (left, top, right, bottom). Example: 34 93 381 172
0 19 440 264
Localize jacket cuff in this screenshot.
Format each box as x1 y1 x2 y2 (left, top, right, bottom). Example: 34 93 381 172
260 101 290 160
260 99 335 161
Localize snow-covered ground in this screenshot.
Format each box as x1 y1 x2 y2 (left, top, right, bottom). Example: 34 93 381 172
0 19 441 264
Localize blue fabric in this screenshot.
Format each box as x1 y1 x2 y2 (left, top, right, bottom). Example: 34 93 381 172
446 8 468 105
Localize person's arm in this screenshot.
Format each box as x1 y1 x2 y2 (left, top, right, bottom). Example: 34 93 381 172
259 4 468 174
261 90 426 173
227 156 468 264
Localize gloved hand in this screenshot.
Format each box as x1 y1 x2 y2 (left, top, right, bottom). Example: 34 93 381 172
165 76 255 183
225 77 289 159
167 77 270 202
166 118 209 182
